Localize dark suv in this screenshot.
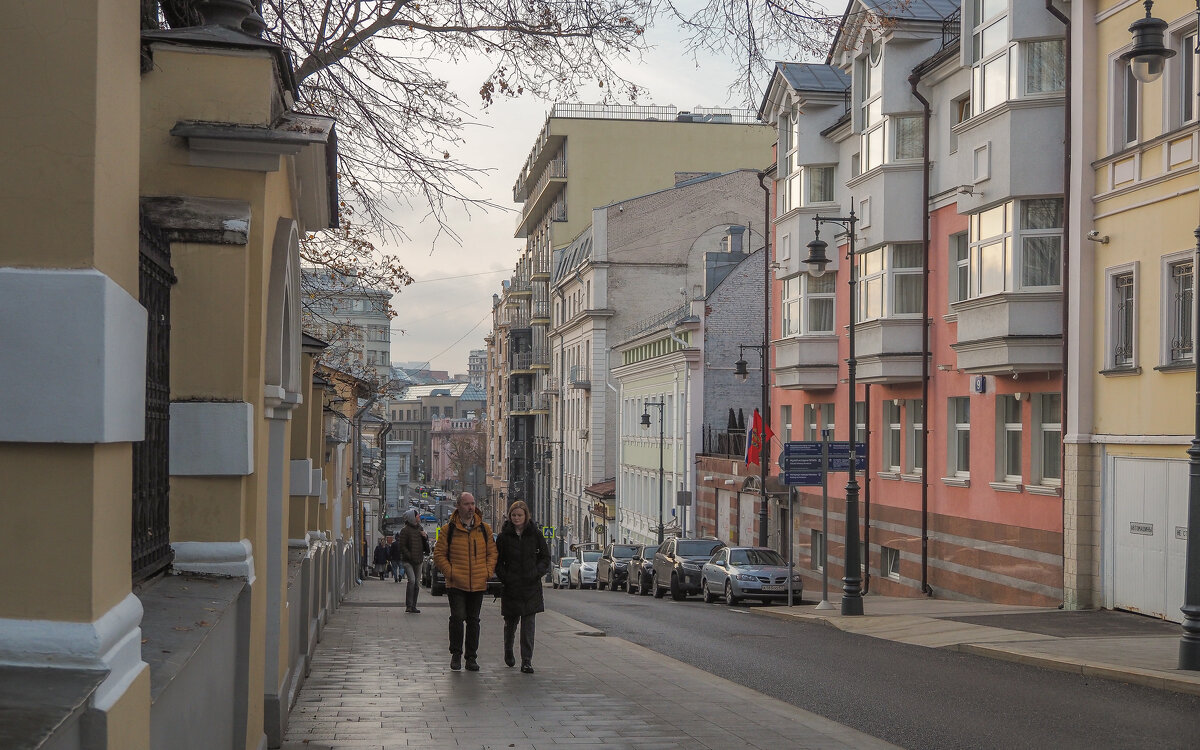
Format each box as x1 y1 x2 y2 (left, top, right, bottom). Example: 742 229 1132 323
653 538 727 600
625 544 658 595
596 543 639 591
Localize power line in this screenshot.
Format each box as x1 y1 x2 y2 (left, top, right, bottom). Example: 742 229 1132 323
409 268 510 284
403 308 492 373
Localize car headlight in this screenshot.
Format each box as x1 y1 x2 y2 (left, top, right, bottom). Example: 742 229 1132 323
735 573 758 581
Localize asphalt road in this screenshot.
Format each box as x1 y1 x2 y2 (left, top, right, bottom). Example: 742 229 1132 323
543 586 1200 750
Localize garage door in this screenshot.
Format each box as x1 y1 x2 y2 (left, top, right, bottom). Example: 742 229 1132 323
1109 456 1188 622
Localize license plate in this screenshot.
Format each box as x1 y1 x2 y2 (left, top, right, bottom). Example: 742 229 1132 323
762 585 785 592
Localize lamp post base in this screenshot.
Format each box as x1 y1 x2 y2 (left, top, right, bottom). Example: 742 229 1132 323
814 600 835 610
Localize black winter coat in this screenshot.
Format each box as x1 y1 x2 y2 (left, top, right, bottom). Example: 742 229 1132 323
494 520 550 618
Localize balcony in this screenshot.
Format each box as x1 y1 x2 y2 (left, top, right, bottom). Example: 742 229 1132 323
505 308 530 333
531 300 550 323
508 277 532 297
515 160 567 238
950 291 1062 374
512 351 535 373
853 318 926 384
529 394 550 414
541 376 560 395
531 348 551 369
531 252 551 281
323 416 351 443
510 394 533 414
773 336 838 390
569 365 591 390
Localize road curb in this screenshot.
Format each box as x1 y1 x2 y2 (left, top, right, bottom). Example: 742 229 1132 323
956 643 1200 697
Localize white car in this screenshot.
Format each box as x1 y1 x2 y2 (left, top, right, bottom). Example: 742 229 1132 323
551 557 575 589
568 550 601 589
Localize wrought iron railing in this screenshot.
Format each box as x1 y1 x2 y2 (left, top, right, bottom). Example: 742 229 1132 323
133 215 176 583
700 424 747 458
532 300 550 319
620 302 691 342
511 394 533 412
569 365 591 389
941 8 961 49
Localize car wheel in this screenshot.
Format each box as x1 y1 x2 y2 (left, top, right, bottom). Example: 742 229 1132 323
670 574 686 601
724 580 739 607
761 599 773 606
702 579 715 604
652 572 664 599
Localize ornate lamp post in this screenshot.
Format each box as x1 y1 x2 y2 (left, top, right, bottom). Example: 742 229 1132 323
1119 0 1200 669
735 344 770 547
805 209 863 616
641 402 666 544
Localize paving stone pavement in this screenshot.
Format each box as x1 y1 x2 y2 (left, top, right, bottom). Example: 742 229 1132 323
282 580 898 750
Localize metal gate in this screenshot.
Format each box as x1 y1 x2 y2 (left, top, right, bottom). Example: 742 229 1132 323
132 217 176 583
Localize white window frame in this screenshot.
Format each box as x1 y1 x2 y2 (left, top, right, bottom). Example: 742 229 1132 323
818 403 835 439
970 0 1012 116
996 394 1023 484
1021 38 1067 98
881 545 901 580
804 404 818 441
905 399 924 475
949 231 970 305
854 401 867 446
858 39 885 173
1161 251 1195 366
967 198 1063 298
856 244 925 322
1112 57 1141 150
892 114 925 161
1105 262 1140 371
783 273 836 336
882 400 902 473
1031 392 1061 488
803 165 837 205
781 405 793 443
948 396 971 479
812 529 825 572
1168 22 1199 130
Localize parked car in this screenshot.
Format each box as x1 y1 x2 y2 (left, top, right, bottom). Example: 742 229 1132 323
596 543 639 591
625 544 658 595
550 557 575 589
700 546 802 606
652 538 727 600
568 550 602 589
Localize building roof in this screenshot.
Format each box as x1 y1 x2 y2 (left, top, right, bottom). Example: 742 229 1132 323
776 62 851 93
860 0 958 21
460 384 486 402
301 268 391 298
583 479 616 499
553 227 593 284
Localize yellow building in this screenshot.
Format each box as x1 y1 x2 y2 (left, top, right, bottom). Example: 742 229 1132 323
0 3 352 748
1069 0 1197 620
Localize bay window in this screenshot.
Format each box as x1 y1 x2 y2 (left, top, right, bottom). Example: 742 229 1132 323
783 273 835 336
1024 39 1066 94
966 198 1063 297
894 115 925 160
856 244 925 321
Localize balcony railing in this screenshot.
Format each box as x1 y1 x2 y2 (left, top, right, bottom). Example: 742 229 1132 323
569 365 591 389
506 310 530 329
519 159 567 216
324 416 352 443
531 300 550 320
941 8 961 50
510 394 532 412
700 424 746 458
532 251 551 278
541 376 560 394
620 302 691 343
509 277 532 295
513 351 534 370
531 348 550 367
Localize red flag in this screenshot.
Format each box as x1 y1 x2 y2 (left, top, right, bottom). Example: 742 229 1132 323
745 409 775 466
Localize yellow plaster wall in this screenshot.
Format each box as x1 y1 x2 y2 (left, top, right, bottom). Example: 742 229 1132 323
1104 442 1190 459
171 477 247 542
100 668 151 750
170 242 250 398
0 443 131 622
546 120 773 247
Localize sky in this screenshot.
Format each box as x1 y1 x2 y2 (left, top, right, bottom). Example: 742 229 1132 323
382 22 780 375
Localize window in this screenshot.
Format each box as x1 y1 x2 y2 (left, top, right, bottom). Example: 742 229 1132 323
859 40 884 172
948 397 971 478
782 273 835 336
818 403 835 438
949 232 970 304
811 530 825 571
856 244 924 321
906 399 924 474
882 545 901 579
1033 393 1061 486
1024 40 1065 94
966 198 1063 297
894 115 924 160
1181 30 1198 125
1168 259 1194 364
804 404 818 441
883 401 902 472
806 166 836 204
781 405 793 442
854 401 867 446
1119 61 1140 148
998 395 1022 483
1111 270 1137 368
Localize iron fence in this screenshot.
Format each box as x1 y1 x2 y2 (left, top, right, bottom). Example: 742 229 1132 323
700 424 746 459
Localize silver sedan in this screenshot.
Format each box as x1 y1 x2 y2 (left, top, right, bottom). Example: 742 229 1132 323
700 547 802 606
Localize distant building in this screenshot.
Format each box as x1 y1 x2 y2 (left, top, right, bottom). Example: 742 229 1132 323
467 348 487 390
302 269 392 380
388 382 486 484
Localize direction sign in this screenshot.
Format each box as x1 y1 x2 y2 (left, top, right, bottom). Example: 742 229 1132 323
781 455 824 471
783 470 823 486
782 442 822 457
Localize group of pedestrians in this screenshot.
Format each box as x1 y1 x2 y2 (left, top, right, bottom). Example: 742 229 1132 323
431 491 550 674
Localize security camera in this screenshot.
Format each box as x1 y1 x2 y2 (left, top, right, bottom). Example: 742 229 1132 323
1086 230 1109 244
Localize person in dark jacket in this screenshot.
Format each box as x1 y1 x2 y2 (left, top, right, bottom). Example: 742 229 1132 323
393 509 428 613
494 500 550 673
372 538 389 580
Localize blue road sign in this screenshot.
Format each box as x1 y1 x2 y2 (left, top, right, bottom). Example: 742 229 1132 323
827 455 867 471
782 441 822 457
783 470 823 486
781 455 823 471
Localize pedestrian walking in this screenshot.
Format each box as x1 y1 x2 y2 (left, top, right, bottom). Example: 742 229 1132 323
494 500 550 674
388 531 406 583
393 509 428 613
372 538 389 580
432 492 496 672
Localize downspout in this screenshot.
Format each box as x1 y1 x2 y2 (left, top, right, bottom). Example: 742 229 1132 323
1046 0 1071 610
757 171 773 549
863 383 871 593
606 360 620 540
908 71 934 597
670 326 691 535
353 393 379 579
557 287 568 557
378 422 392 529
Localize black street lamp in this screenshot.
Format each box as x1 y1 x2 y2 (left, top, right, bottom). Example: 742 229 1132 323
806 209 863 616
1120 0 1200 669
641 402 666 544
736 343 770 547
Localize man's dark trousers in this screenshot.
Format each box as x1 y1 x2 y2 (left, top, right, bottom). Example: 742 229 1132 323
447 589 485 657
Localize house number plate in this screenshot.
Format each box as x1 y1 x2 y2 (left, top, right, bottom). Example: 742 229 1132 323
1178 527 1189 541
1129 522 1154 536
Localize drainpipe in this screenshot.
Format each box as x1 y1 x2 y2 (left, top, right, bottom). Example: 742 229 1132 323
556 287 568 558
1046 0 1071 610
863 383 871 593
353 393 380 580
378 422 392 527
670 326 692 535
757 171 773 549
909 71 934 597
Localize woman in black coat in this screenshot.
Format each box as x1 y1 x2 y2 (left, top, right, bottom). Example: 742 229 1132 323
494 500 550 673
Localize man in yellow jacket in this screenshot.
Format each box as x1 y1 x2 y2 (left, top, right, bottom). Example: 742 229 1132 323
433 492 497 671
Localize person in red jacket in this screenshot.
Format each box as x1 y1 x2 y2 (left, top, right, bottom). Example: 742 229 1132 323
433 492 497 672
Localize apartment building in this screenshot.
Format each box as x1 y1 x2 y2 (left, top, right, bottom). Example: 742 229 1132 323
762 0 1068 606
490 103 774 539
301 269 393 381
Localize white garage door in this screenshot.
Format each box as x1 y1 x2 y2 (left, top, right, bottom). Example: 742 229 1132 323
1109 456 1189 622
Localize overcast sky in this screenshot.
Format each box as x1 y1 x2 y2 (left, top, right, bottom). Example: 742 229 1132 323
383 23 780 374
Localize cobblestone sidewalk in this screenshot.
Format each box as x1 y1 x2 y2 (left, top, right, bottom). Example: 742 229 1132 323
282 580 897 750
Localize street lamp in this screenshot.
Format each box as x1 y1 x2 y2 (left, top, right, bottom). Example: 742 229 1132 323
641 402 666 544
735 344 770 547
806 209 863 616
1122 0 1200 669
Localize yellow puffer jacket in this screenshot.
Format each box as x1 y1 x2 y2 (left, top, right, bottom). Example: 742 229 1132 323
433 511 497 592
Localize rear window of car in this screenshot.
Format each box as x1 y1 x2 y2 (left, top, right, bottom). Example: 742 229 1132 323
612 545 638 558
558 558 575 567
582 551 602 562
677 540 724 556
